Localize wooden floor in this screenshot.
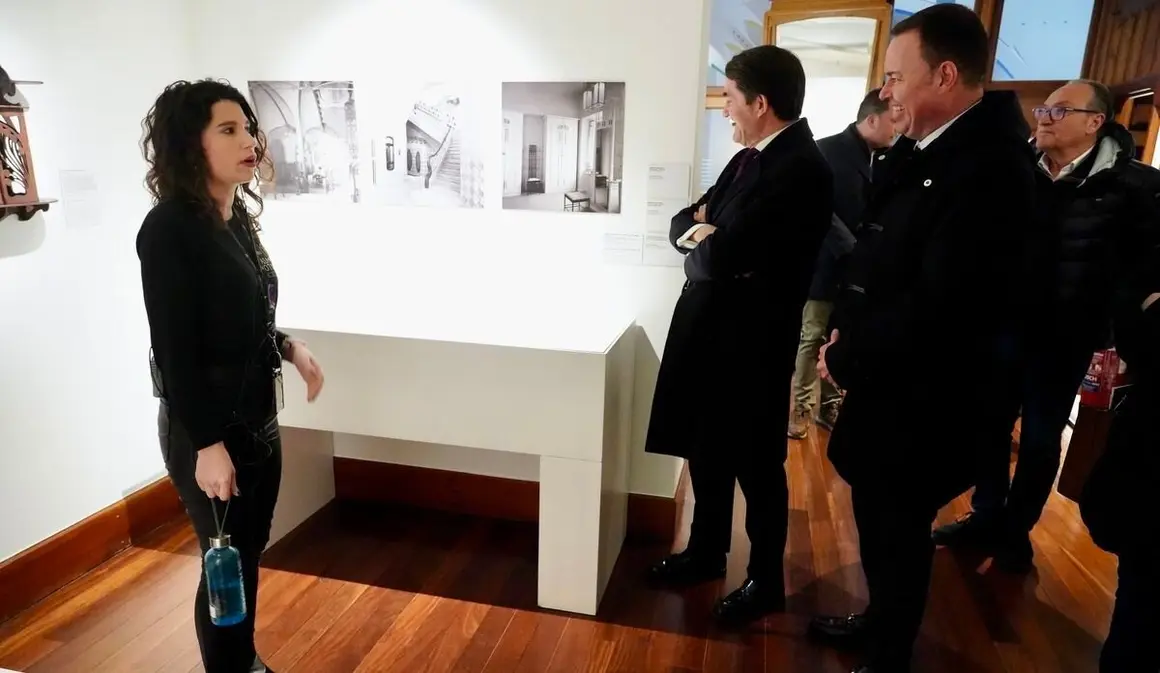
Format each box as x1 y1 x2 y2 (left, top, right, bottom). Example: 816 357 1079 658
0 430 1117 673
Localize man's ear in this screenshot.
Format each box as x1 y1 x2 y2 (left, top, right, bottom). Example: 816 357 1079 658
755 94 770 117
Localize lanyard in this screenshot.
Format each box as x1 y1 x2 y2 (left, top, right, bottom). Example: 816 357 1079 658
211 497 231 538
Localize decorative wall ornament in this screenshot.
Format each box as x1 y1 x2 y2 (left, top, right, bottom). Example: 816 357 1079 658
0 64 52 222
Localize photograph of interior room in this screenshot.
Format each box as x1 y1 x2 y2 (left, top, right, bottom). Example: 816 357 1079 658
502 81 626 214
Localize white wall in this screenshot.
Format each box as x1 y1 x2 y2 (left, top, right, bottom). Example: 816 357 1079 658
0 0 705 563
190 0 706 498
0 0 195 561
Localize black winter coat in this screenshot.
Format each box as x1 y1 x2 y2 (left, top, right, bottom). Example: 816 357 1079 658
824 91 1038 504
644 120 833 461
1027 121 1160 354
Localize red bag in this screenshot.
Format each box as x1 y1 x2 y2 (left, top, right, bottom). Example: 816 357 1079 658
1079 349 1129 410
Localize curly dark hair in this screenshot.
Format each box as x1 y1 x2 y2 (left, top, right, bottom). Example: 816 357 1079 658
140 79 269 229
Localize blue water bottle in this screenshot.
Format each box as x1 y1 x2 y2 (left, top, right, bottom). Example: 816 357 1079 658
205 534 247 627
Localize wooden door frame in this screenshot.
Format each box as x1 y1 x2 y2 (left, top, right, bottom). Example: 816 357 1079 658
763 0 893 91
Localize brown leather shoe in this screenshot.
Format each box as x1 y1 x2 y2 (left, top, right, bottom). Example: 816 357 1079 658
787 407 810 439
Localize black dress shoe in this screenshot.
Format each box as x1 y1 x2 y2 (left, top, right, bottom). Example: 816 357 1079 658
711 579 785 624
931 511 1001 549
647 549 726 587
808 612 870 648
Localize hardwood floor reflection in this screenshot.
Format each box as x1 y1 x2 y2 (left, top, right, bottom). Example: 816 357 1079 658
0 430 1117 672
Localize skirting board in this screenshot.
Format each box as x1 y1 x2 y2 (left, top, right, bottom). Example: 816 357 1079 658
333 457 689 543
0 476 183 625
0 457 690 626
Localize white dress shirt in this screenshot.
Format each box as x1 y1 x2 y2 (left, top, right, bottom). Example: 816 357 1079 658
1038 144 1096 180
676 121 797 249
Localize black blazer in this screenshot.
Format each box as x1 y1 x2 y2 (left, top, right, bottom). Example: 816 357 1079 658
817 123 872 237
646 119 834 461
810 124 873 300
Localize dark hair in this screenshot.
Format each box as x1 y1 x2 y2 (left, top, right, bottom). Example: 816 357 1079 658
724 45 806 121
141 79 268 228
892 4 990 87
857 88 889 121
1074 78 1114 118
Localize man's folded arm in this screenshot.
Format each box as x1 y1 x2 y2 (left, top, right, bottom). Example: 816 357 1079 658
684 162 831 282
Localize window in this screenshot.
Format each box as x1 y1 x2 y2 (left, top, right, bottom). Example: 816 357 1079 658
892 0 976 27
705 0 764 87
991 0 1096 81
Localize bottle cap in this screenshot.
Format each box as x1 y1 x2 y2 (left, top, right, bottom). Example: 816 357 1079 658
210 535 231 549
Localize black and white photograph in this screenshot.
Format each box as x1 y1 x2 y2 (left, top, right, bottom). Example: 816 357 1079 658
247 80 361 203
365 81 485 209
501 81 625 214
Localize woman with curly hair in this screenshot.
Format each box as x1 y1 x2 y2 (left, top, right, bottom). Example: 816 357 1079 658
137 79 324 673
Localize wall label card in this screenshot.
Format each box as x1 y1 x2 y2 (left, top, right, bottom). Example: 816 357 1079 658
643 232 683 267
602 232 643 265
646 163 691 201
646 198 688 233
59 169 101 229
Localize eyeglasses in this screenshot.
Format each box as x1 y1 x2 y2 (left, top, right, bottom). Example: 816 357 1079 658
1032 105 1103 122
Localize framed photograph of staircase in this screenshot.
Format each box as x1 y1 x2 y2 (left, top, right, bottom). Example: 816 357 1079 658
364 81 485 209
247 80 362 204
502 81 625 214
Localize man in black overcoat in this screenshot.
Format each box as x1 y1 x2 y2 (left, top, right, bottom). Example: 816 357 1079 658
643 44 834 624
810 6 1038 672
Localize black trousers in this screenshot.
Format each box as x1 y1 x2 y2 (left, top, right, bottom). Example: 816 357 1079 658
852 485 942 671
159 402 282 673
1101 548 1160 672
685 446 789 586
972 345 1092 531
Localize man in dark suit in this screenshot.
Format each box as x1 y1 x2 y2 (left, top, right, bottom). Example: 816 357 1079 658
810 5 1037 672
643 44 833 624
789 88 895 438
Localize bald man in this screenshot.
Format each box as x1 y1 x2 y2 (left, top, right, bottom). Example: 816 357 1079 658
934 79 1160 573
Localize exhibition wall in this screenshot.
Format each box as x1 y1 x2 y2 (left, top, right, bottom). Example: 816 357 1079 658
190 0 707 500
0 0 709 562
0 0 196 561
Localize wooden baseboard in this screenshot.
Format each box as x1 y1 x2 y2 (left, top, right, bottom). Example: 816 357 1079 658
334 457 686 543
1 456 687 625
0 477 182 625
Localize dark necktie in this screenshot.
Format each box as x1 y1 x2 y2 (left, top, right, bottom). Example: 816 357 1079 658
732 147 759 184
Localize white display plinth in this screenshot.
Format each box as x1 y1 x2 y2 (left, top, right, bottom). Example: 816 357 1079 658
271 301 636 616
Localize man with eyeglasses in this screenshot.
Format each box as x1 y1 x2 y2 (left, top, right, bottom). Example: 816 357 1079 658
933 79 1160 573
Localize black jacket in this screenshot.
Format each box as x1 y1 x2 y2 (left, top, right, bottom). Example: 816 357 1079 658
824 91 1038 502
138 200 288 452
645 120 833 460
810 124 872 300
1080 231 1160 555
1027 121 1160 353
